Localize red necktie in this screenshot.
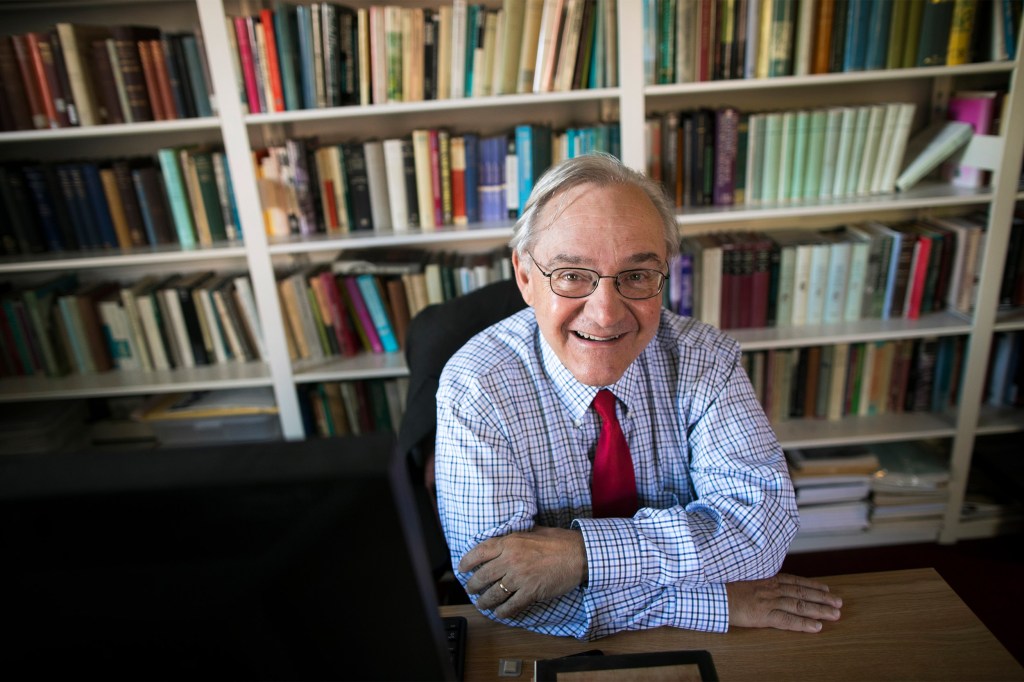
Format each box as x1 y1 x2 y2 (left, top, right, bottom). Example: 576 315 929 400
591 389 638 518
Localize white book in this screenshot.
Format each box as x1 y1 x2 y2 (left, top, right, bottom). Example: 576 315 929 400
553 0 584 91
842 227 872 322
831 106 857 198
879 102 916 193
119 283 154 372
497 0 525 94
450 0 468 98
135 288 171 371
895 120 974 192
793 0 815 76
232 275 267 361
159 286 195 369
869 103 902 194
363 140 393 231
382 138 411 231
776 111 796 202
193 284 229 364
818 107 845 200
790 240 816 326
411 129 436 230
97 299 141 371
804 239 831 325
821 237 852 325
856 104 885 195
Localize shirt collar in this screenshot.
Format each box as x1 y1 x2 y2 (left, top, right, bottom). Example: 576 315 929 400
537 327 644 421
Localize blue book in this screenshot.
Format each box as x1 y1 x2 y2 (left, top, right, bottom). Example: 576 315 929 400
274 1 302 110
77 163 119 248
54 165 96 249
843 0 872 71
156 148 197 249
180 35 213 118
295 5 317 109
354 274 399 353
864 0 893 70
462 133 480 223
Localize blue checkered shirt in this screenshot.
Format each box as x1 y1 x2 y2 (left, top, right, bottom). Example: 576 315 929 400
435 307 798 640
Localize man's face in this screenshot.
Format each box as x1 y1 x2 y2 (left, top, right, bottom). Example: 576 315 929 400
513 182 668 387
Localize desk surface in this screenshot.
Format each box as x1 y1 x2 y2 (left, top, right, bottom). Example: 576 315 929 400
441 568 1023 681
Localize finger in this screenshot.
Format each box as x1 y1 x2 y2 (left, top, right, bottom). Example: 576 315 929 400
493 587 533 619
766 608 828 633
775 573 833 594
458 538 502 573
775 596 842 623
475 580 514 612
777 581 844 609
464 562 506 595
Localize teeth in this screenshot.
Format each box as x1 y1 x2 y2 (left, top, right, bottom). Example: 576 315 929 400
576 331 621 341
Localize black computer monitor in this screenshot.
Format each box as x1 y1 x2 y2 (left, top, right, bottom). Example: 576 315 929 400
0 433 457 681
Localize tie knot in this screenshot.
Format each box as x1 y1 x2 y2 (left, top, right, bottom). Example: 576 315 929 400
593 389 618 421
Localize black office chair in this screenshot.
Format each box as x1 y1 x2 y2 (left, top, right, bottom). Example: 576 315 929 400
397 278 528 604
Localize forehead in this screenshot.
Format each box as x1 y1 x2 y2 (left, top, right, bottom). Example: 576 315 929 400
533 182 666 262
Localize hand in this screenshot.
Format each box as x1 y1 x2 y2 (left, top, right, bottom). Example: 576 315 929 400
459 526 587 618
726 573 843 633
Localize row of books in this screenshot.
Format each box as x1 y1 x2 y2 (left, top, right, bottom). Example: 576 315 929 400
645 0 1020 86
298 377 409 439
745 336 967 424
0 23 214 131
647 101 920 210
671 216 988 331
256 122 617 236
0 271 265 380
787 440 951 535
0 147 240 256
278 247 512 363
228 0 618 114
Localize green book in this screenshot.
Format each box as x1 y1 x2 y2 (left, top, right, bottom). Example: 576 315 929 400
886 0 910 69
776 111 796 202
857 104 887 195
818 107 845 199
746 113 764 204
760 112 783 203
901 0 926 67
843 105 870 197
274 1 301 110
156 147 196 248
803 109 828 199
831 106 857 198
790 110 810 200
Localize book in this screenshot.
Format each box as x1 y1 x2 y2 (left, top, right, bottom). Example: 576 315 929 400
894 120 974 192
943 90 998 188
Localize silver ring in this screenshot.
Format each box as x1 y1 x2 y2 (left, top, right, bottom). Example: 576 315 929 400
499 582 510 594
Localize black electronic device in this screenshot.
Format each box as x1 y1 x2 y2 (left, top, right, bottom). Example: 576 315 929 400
0 433 459 681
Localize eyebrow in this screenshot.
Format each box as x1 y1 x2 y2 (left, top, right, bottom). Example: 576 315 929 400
546 251 665 268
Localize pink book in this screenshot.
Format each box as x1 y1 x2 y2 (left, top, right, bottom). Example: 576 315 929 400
903 236 932 320
233 16 261 114
944 91 998 188
342 276 383 353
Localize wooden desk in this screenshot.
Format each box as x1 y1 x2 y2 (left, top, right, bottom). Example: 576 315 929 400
441 568 1023 681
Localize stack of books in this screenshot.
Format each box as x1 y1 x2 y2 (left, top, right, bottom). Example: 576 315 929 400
786 445 881 535
870 440 952 529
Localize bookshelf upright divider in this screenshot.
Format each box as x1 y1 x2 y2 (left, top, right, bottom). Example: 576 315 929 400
196 0 304 439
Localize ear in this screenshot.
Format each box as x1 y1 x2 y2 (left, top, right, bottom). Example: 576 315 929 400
511 250 535 307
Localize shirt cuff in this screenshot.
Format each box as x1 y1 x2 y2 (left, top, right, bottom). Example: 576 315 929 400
573 516 642 591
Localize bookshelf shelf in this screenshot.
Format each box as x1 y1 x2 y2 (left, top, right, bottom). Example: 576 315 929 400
292 351 408 384
268 224 514 255
675 183 995 228
1 0 1021 551
773 411 958 450
789 521 943 553
0 242 247 274
646 62 1016 100
0 360 271 402
732 312 974 350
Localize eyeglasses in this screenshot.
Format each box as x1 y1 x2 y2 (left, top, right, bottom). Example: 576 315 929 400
528 252 668 300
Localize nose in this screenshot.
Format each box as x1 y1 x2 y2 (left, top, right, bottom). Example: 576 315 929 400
585 277 626 324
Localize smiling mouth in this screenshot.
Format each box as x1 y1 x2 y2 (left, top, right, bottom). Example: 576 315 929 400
574 330 624 342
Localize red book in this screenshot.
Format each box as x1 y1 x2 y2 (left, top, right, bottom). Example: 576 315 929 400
233 16 261 113
9 34 49 129
136 38 166 120
146 39 178 120
318 271 360 357
903 234 933 320
26 32 67 127
428 129 444 227
259 9 285 112
450 137 468 225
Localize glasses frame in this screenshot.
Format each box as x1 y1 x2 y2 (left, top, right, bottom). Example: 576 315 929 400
527 252 669 300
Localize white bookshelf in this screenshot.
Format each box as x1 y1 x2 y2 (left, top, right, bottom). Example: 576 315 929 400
1 0 1021 551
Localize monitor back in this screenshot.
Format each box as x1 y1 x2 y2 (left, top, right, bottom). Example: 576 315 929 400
0 433 456 681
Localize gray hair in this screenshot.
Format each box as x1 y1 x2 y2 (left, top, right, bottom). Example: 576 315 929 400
508 152 679 260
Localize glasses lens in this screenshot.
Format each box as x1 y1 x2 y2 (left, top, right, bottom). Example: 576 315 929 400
616 270 665 299
549 268 598 297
